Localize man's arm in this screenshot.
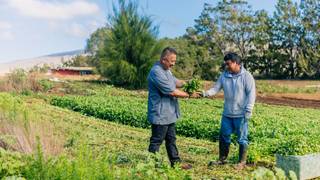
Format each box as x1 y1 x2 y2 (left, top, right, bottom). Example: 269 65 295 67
203 75 223 97
170 89 189 98
175 79 185 88
244 73 256 119
150 70 189 98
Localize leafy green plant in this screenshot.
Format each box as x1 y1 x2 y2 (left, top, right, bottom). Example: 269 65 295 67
183 78 201 95
49 85 320 161
0 149 26 178
38 80 54 92
250 167 297 180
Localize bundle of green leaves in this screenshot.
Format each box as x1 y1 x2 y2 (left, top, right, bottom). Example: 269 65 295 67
183 78 201 95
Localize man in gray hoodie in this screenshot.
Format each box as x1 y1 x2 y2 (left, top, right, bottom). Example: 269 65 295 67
203 52 256 170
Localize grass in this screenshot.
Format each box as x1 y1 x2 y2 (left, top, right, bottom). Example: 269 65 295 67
3 78 318 179
256 80 320 94
0 93 260 179
49 82 320 158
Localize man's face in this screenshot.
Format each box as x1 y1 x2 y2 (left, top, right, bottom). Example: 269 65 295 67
161 54 176 70
224 60 240 73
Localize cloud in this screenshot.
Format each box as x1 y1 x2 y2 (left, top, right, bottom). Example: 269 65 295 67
65 20 104 38
6 0 100 20
66 23 88 37
0 21 12 29
0 21 14 40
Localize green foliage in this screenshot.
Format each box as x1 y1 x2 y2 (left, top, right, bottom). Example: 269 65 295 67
97 0 163 89
0 149 26 178
85 27 110 55
0 91 267 179
84 0 320 81
38 80 54 92
50 84 320 160
0 70 53 94
7 69 28 91
250 167 297 180
62 55 91 67
190 0 255 69
1 145 190 179
183 78 202 95
28 64 51 74
256 81 320 94
188 0 320 79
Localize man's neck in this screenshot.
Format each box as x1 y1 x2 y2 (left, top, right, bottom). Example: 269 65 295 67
159 61 169 70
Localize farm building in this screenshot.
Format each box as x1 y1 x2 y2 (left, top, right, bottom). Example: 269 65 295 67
51 67 94 76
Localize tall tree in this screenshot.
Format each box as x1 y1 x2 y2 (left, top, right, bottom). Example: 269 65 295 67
190 0 255 72
298 0 320 78
98 0 162 88
248 10 277 77
272 0 302 78
85 27 110 67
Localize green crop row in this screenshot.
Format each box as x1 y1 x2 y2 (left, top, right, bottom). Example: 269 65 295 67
50 94 320 161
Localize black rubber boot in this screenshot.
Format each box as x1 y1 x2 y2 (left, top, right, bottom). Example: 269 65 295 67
208 141 230 166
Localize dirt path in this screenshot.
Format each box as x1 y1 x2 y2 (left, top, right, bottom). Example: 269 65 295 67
214 94 320 109
203 80 320 109
256 95 320 109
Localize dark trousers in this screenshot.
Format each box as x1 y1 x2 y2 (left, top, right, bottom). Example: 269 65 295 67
148 123 181 165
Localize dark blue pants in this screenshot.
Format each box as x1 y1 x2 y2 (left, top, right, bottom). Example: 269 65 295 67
148 123 181 165
220 116 248 146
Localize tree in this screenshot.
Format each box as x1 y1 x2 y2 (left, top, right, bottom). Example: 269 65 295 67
62 55 90 67
298 0 320 78
98 0 162 88
160 37 196 79
247 10 277 77
86 27 110 55
272 0 302 78
85 27 111 67
192 0 255 68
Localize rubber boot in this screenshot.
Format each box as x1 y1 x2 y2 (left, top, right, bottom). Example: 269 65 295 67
208 141 230 166
235 144 247 170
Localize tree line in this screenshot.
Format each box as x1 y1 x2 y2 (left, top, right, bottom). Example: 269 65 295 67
81 0 320 89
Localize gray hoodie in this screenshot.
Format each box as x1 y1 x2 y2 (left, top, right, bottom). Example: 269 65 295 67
204 66 256 119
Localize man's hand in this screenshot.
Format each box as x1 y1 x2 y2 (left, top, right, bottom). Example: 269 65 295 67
200 90 207 97
170 89 189 98
244 111 252 120
189 92 202 98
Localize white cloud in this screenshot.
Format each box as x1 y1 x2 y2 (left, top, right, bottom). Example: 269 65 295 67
66 23 88 37
6 0 100 20
0 31 14 40
0 21 12 29
65 20 105 38
0 21 14 40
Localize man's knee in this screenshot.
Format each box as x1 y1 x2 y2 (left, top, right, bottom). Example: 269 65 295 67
219 133 231 144
237 139 249 146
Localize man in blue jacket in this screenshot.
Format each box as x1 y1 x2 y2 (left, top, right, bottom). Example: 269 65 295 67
147 47 192 169
203 52 256 170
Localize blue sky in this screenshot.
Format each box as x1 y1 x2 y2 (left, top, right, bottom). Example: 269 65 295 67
0 0 297 62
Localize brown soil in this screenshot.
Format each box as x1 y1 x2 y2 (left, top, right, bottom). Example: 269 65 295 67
256 95 320 109
214 93 320 109
203 80 320 109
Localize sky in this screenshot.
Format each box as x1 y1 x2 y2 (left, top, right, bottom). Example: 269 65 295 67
0 0 298 62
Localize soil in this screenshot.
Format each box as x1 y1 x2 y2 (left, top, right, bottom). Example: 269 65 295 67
213 93 320 109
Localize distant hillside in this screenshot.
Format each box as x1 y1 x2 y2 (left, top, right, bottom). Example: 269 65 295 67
0 50 84 75
45 50 84 57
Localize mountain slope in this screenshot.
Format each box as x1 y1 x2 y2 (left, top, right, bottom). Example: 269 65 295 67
0 50 84 75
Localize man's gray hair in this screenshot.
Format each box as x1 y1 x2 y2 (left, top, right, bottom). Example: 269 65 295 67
160 47 177 60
